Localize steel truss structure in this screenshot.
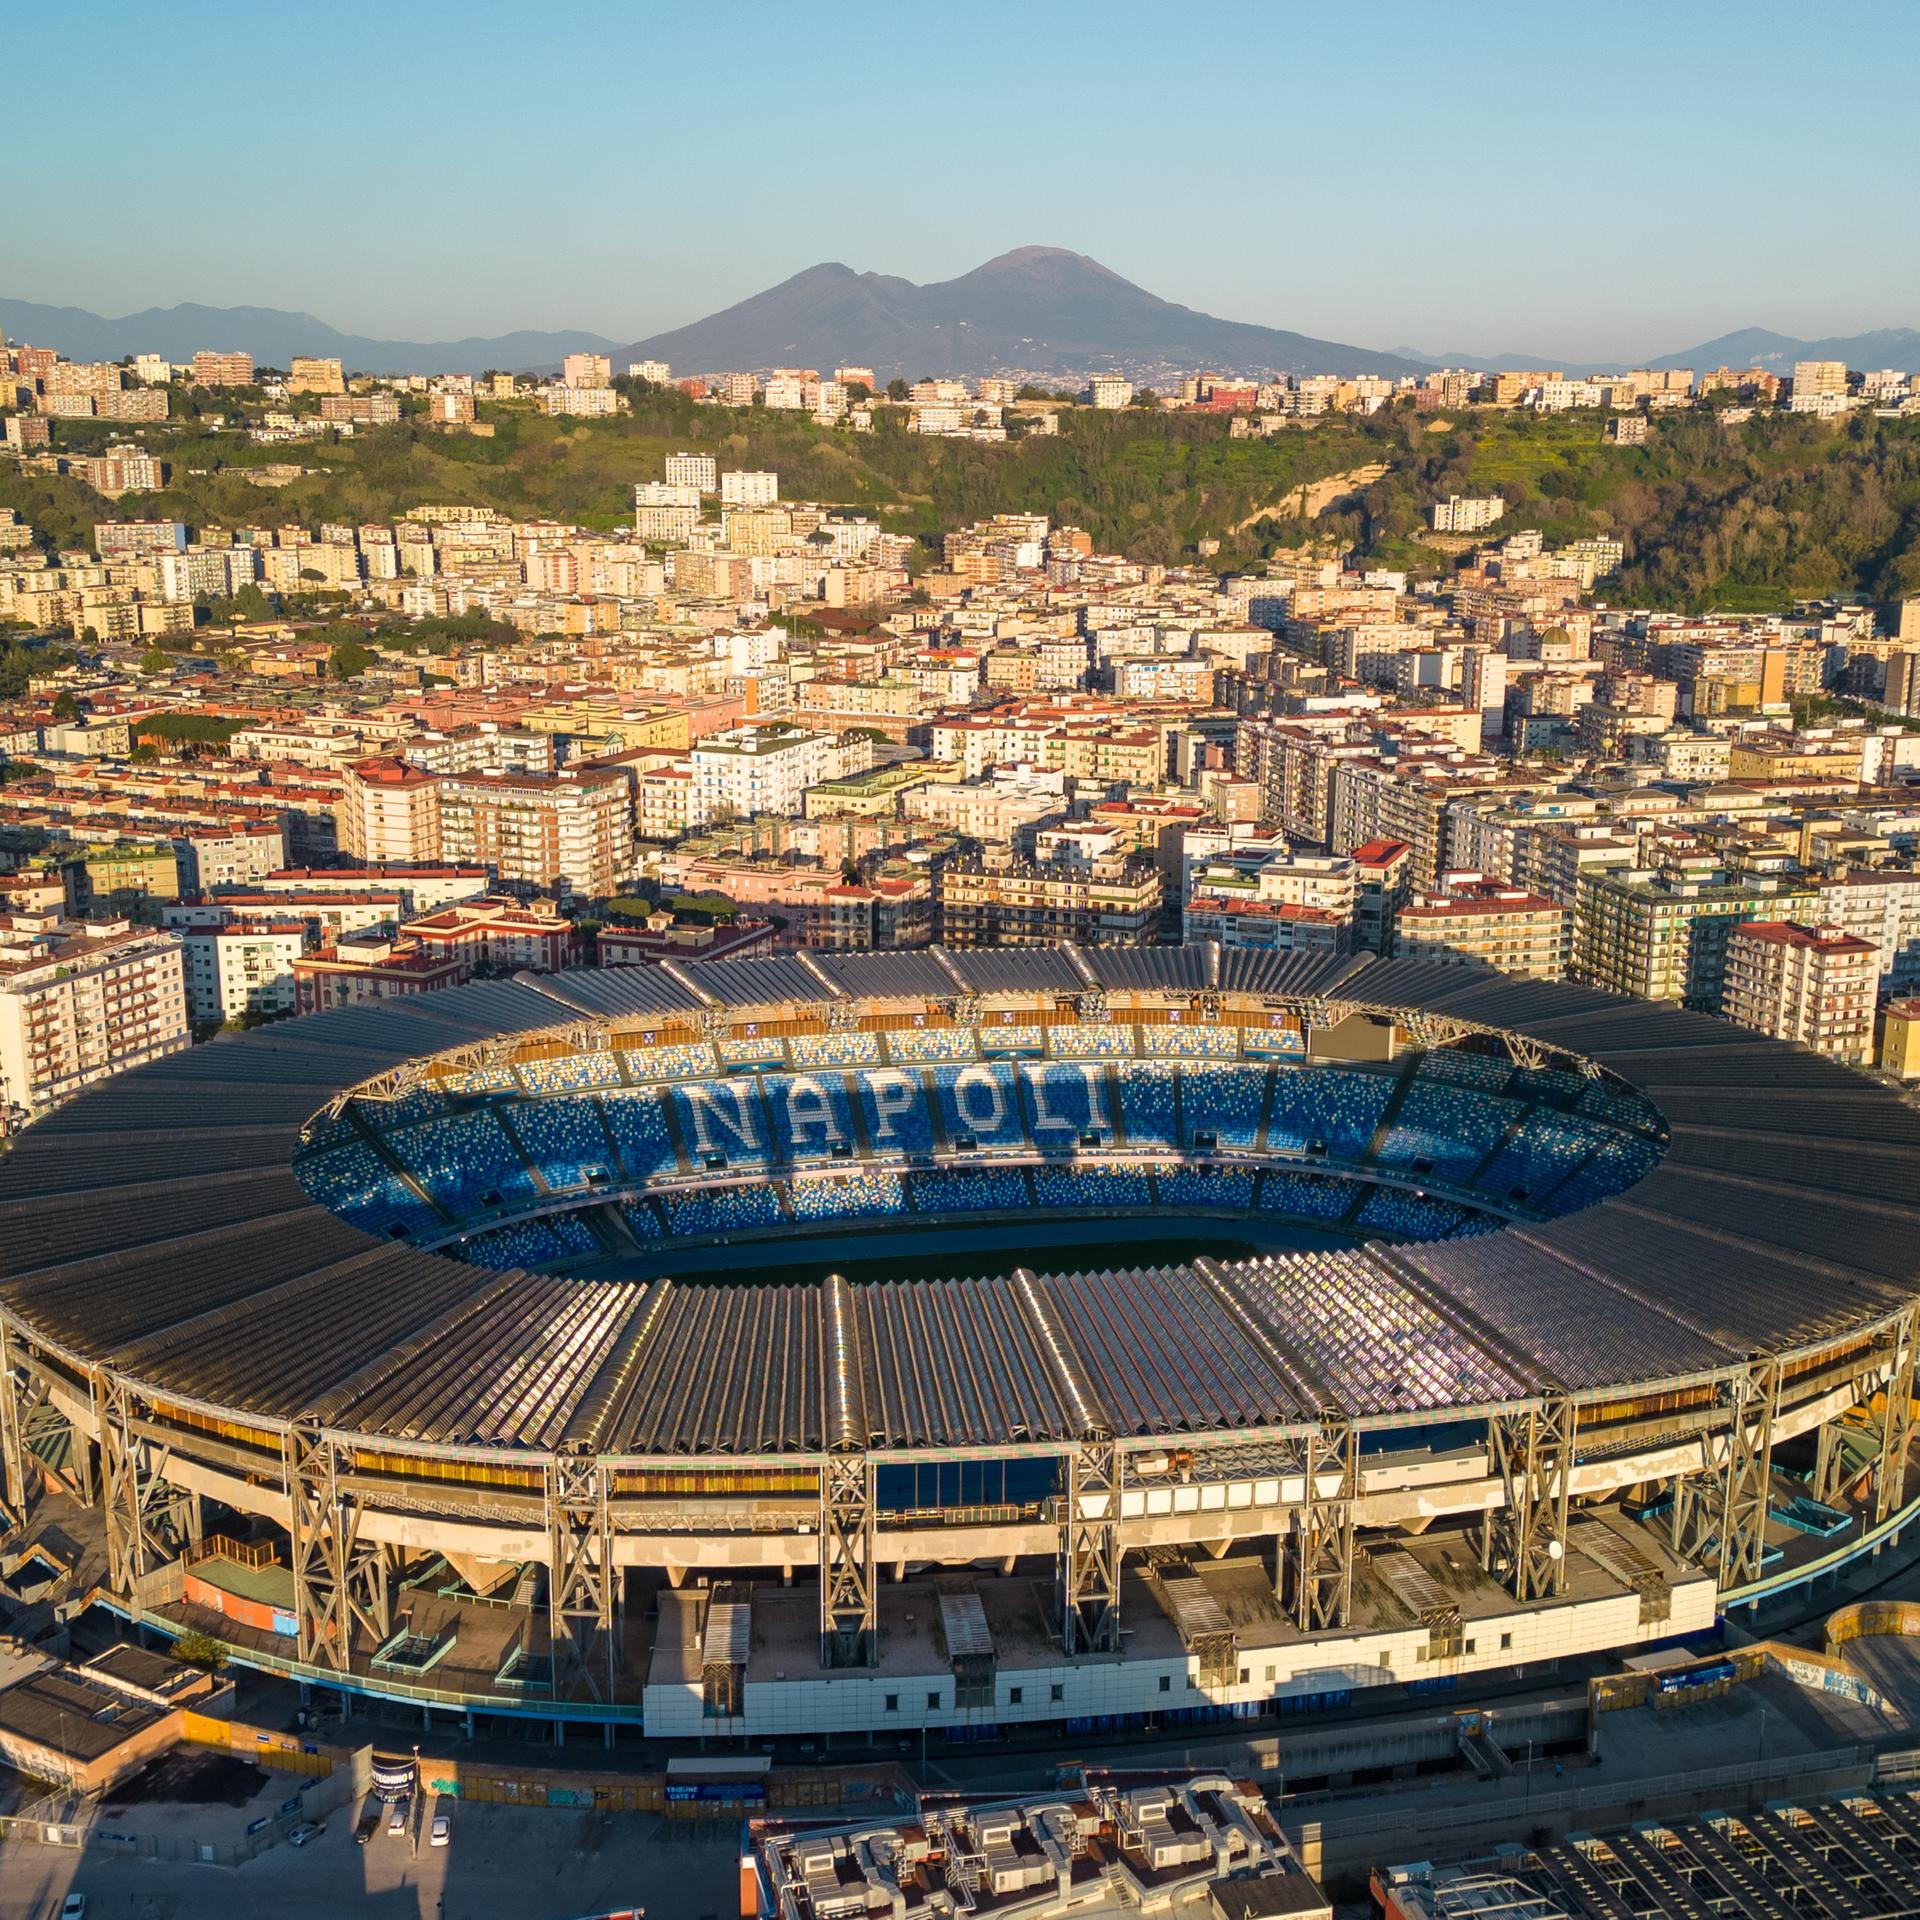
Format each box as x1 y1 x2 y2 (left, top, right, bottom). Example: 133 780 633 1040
0 952 1915 1740
285 1427 391 1671
1286 1415 1359 1633
546 1452 615 1700
1061 1433 1123 1656
819 1452 877 1667
1480 1395 1577 1603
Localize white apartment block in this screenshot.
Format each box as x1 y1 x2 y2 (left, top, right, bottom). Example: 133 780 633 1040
1088 375 1133 409
540 384 619 418
0 917 191 1123
628 360 671 384
689 725 871 827
720 469 779 508
179 923 306 1024
1789 360 1849 414
1429 494 1507 534
664 453 718 492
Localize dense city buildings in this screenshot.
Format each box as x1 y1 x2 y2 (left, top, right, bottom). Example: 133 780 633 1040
0 321 1917 1112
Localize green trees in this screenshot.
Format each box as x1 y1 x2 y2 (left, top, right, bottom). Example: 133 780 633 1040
50 690 79 722
328 638 374 680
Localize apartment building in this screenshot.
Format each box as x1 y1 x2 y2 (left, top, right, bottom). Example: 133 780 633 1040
561 352 612 389
1814 868 1920 994
936 851 1162 948
436 765 633 898
1573 868 1817 1011
339 756 443 864
319 392 401 425
190 350 254 387
720 469 779 508
1789 359 1849 414
0 915 190 1124
178 921 307 1025
689 725 871 827
287 357 345 396
1088 376 1133 409
664 452 718 492
1182 894 1349 955
1722 921 1877 1064
402 896 571 972
1429 494 1507 534
1393 872 1568 981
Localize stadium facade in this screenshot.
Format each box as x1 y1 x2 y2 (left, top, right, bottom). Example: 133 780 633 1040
0 945 1916 1742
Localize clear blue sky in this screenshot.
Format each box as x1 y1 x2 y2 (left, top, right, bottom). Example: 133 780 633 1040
9 0 1915 360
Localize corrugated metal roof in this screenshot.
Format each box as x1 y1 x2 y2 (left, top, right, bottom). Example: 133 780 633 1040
3 957 1917 1454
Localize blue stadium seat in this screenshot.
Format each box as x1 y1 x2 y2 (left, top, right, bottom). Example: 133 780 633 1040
908 1166 1030 1214
508 1098 613 1192
517 1053 619 1094
1355 1186 1472 1240
761 1072 858 1163
1477 1113 1612 1204
856 1068 936 1155
1019 1060 1108 1152
664 1186 784 1235
1115 1062 1178 1147
1156 1165 1256 1210
460 1218 569 1270
1376 1083 1517 1182
931 1063 1027 1151
668 1078 775 1170
598 1090 677 1182
1178 1062 1267 1149
1542 1132 1661 1214
1264 1067 1397 1161
391 1110 537 1215
1257 1168 1358 1220
296 1140 440 1237
789 1167 908 1221
1031 1163 1153 1209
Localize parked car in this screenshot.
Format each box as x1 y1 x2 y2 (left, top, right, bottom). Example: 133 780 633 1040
288 1821 325 1847
387 1799 409 1836
430 1812 451 1848
60 1899 86 1920
354 1807 380 1845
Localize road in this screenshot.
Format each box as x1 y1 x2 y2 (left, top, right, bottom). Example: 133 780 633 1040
0 1797 735 1920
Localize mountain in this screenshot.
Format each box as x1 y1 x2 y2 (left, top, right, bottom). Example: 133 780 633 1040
0 298 621 376
619 246 1426 380
1404 326 1920 377
1647 326 1920 374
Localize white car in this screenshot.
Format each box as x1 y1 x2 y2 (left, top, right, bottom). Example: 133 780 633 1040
430 1812 451 1847
387 1799 408 1836
61 1898 86 1920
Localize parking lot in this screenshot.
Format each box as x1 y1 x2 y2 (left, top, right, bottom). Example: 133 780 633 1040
0 1793 736 1920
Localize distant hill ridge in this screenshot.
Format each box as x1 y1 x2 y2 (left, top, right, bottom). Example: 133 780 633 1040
3 258 1913 382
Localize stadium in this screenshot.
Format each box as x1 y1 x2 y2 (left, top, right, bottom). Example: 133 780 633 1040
1 944 1917 1745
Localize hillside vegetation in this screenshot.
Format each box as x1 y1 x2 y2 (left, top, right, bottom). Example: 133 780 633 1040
4 388 1918 615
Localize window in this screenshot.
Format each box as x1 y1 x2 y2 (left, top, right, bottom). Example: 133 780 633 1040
1007 1686 1023 1706
926 1691 941 1711
1158 1675 1171 1694
885 1694 898 1714
1500 1632 1513 1651
1050 1683 1063 1703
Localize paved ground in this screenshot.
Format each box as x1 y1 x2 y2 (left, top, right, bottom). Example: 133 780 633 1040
0 1795 737 1920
